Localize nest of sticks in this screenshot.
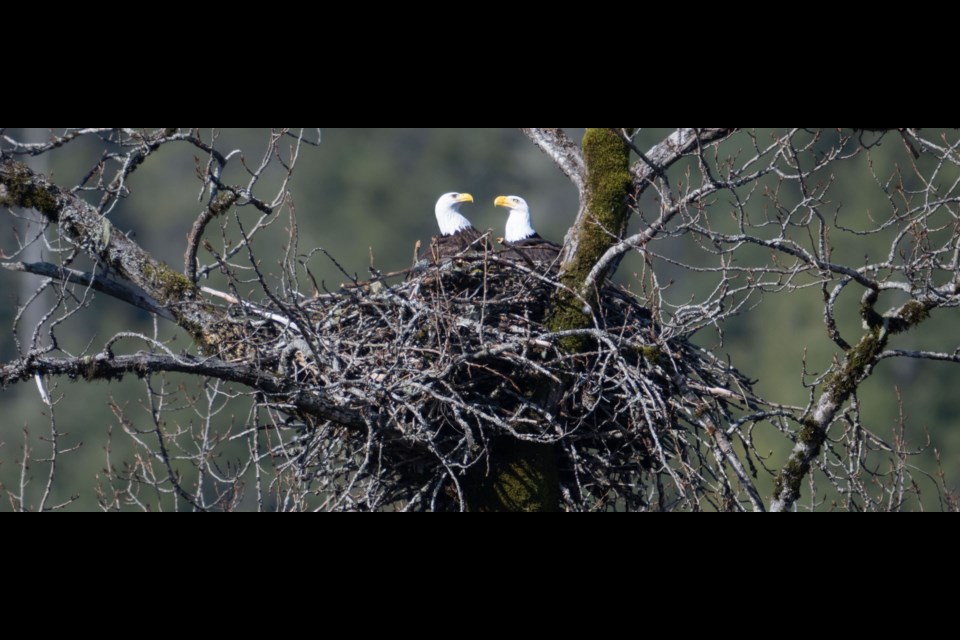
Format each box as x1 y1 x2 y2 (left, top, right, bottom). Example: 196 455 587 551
219 254 756 511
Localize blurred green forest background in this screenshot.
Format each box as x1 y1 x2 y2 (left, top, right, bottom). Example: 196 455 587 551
1 128 957 510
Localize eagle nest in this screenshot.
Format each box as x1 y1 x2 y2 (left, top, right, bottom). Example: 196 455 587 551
225 255 757 511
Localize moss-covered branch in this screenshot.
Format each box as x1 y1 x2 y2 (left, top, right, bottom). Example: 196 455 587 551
0 159 219 340
769 295 937 512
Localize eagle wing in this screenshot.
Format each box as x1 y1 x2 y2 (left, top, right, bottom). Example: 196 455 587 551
421 227 488 261
500 234 562 270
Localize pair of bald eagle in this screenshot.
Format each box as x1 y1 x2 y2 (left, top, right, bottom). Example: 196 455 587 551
426 192 561 266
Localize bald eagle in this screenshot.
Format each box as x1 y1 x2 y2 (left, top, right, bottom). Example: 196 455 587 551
494 195 561 267
422 192 487 261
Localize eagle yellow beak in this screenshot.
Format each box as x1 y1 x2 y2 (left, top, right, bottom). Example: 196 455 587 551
456 193 474 203
494 195 511 208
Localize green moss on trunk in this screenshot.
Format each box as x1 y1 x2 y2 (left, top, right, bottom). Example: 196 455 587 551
546 128 633 344
468 129 635 511
465 439 560 512
566 128 633 289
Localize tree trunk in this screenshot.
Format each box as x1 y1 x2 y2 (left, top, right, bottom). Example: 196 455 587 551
465 129 634 511
548 128 633 341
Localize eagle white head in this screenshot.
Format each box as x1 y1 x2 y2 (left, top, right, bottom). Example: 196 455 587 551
494 195 537 242
435 192 475 236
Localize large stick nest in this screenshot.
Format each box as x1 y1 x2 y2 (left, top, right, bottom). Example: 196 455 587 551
216 255 756 511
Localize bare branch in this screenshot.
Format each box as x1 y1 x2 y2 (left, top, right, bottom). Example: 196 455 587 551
520 128 585 195
630 127 735 188
2 261 175 321
877 349 960 363
0 352 364 428
184 190 237 283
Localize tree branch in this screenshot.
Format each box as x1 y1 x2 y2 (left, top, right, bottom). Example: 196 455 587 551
185 191 237 283
0 352 365 429
877 349 960 363
1 158 219 334
630 128 735 188
1 260 175 321
569 129 737 291
520 128 585 195
769 295 941 512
